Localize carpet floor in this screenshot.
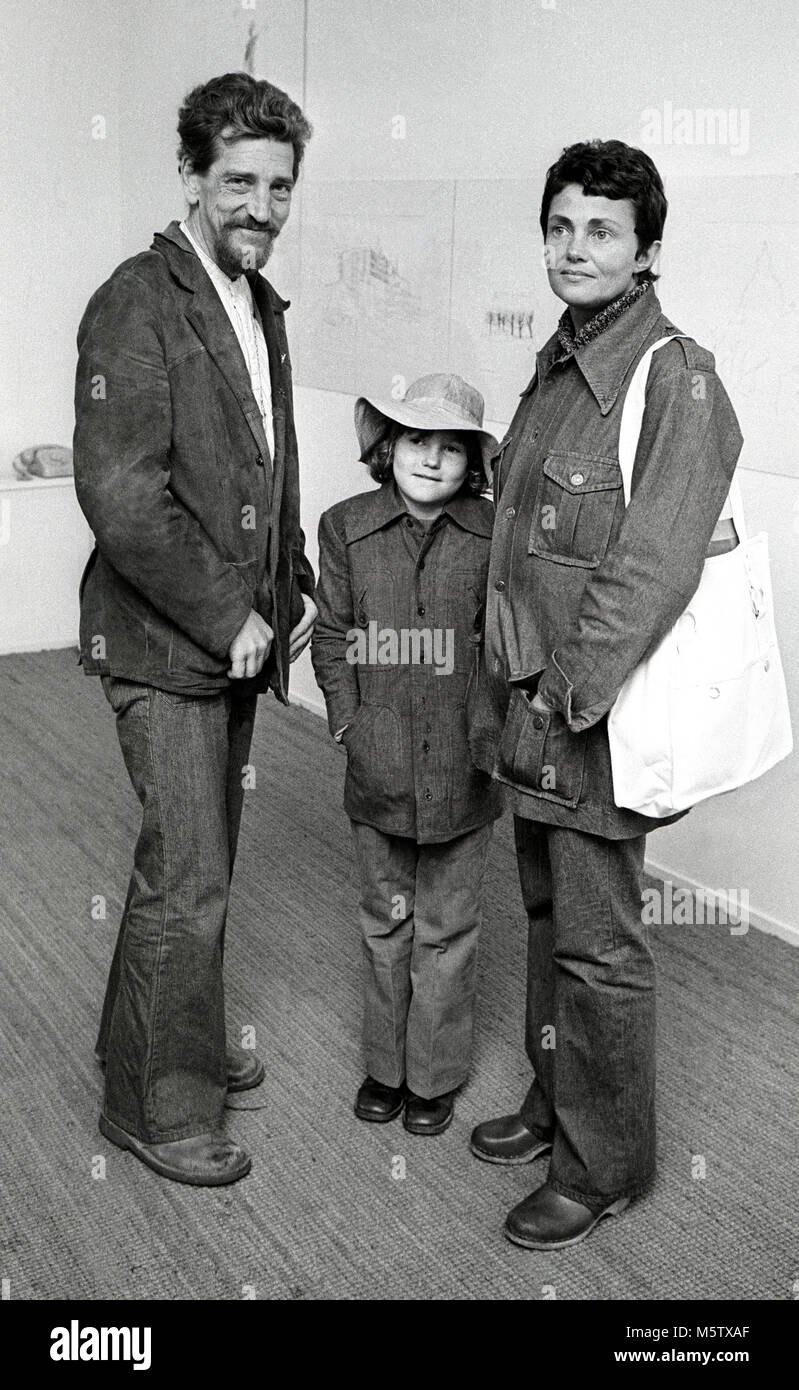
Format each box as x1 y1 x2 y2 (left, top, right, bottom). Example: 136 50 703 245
0 649 795 1300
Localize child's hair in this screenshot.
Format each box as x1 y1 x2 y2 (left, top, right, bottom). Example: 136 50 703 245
365 423 486 497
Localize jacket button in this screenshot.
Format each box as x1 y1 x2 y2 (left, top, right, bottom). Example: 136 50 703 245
255 453 264 468
406 517 414 528
532 714 545 730
570 471 585 486
422 740 430 752
417 605 425 616
505 507 516 518
424 788 433 800
494 579 505 592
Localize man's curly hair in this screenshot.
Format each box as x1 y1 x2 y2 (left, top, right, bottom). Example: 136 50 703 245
366 423 485 497
178 71 312 179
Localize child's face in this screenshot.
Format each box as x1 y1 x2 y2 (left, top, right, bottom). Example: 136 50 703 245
392 429 470 520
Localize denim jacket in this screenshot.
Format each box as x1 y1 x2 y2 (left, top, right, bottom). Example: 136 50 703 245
311 483 503 843
469 290 744 838
73 222 315 700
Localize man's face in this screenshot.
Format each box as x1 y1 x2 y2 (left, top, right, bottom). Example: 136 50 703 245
181 133 295 278
544 184 659 322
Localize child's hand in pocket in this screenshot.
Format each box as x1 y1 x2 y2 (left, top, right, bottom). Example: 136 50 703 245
289 593 318 661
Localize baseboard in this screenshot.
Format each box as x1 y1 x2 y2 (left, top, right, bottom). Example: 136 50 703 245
0 638 79 656
644 856 798 948
289 691 327 719
293 694 796 947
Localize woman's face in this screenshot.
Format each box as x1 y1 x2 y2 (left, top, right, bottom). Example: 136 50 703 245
544 183 659 327
392 429 470 520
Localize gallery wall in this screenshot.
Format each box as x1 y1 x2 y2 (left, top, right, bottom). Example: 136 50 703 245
2 0 797 936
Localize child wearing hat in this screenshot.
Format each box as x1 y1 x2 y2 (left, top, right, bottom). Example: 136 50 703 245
311 374 503 1136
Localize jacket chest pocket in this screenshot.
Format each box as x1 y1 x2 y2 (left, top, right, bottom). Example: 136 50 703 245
528 453 621 568
353 572 398 633
444 573 486 676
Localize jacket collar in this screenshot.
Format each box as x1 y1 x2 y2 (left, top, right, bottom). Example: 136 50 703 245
346 482 493 543
150 221 291 471
535 289 669 416
152 221 291 313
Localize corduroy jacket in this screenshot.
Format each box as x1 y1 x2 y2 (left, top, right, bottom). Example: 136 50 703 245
469 290 744 838
311 483 503 843
73 221 314 700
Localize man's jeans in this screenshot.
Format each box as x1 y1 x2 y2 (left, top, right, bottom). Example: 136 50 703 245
350 821 493 1099
97 677 257 1143
514 818 656 1211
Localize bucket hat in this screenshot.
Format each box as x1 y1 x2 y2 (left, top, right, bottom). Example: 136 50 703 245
354 373 498 471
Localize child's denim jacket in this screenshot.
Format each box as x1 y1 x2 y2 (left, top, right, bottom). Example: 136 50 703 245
312 483 503 842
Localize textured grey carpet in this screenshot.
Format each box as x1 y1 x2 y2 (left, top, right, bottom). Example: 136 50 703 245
0 649 795 1300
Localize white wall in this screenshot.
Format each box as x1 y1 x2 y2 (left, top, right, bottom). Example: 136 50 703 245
290 0 799 940
0 0 124 468
2 0 797 938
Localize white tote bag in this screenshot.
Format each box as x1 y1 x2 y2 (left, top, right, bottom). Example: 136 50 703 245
607 336 793 818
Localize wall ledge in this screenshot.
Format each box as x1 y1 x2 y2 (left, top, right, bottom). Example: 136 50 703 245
0 473 77 492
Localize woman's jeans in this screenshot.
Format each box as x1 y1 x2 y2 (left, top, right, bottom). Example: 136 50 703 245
350 821 493 1099
513 817 656 1211
96 676 257 1143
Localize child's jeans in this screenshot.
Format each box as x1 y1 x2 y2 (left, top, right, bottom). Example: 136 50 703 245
349 820 493 1099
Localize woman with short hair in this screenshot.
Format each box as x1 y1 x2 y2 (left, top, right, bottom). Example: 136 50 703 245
469 139 744 1249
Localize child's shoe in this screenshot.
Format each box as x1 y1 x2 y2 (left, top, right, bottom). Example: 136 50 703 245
354 1075 406 1123
403 1090 456 1136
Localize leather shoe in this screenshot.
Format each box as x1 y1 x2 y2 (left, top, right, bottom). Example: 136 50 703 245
98 1046 265 1093
99 1114 251 1186
354 1076 406 1123
225 1046 265 1093
470 1113 552 1165
504 1182 630 1250
403 1090 456 1136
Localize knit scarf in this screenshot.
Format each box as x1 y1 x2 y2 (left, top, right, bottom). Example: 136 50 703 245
555 279 652 360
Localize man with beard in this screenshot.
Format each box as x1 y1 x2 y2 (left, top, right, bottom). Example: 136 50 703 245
73 73 317 1186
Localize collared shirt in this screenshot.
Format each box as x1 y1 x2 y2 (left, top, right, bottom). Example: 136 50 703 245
179 219 275 460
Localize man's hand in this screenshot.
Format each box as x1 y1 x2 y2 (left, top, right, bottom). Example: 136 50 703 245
228 610 273 680
289 592 318 663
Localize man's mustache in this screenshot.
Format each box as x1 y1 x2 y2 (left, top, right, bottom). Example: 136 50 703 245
229 219 278 235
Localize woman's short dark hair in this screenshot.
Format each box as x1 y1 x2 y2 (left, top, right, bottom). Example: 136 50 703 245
539 139 667 283
177 71 312 179
367 424 486 498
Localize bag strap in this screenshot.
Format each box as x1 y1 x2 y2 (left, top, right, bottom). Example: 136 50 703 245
617 334 745 541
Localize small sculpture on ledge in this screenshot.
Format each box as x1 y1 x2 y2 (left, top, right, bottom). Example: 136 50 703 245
12 445 73 479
